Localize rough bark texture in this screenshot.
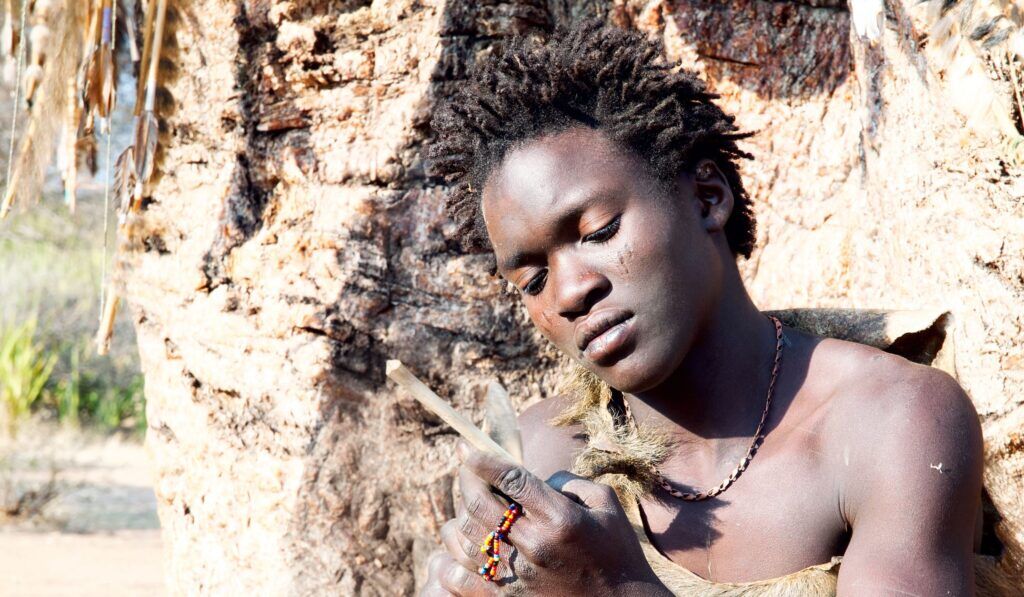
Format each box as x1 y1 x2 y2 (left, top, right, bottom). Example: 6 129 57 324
119 0 1024 594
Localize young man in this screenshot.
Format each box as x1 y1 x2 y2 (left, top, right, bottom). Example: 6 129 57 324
421 20 983 596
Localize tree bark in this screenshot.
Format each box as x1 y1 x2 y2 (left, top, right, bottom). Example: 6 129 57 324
120 0 1024 593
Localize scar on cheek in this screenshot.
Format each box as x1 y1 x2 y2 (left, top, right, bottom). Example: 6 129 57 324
539 308 554 327
617 244 634 274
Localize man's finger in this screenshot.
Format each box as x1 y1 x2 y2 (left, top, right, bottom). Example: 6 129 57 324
458 466 509 525
423 551 455 597
460 443 565 520
458 462 552 564
547 471 620 511
455 465 505 541
439 551 493 596
441 518 483 572
458 465 541 535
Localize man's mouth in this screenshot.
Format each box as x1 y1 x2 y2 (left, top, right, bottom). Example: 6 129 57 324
577 311 630 352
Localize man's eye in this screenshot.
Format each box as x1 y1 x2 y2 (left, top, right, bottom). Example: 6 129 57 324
582 215 621 243
522 270 547 296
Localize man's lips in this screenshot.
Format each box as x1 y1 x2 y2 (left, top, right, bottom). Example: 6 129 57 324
575 309 634 352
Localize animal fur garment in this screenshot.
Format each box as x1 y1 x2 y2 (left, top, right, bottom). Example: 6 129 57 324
911 0 1024 158
553 365 670 503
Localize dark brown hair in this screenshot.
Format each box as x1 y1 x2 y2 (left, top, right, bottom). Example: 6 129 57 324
429 19 756 258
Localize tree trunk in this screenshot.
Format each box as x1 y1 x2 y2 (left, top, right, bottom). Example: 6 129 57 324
120 0 1024 594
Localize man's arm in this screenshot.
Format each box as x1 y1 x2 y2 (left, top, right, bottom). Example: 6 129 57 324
836 366 983 596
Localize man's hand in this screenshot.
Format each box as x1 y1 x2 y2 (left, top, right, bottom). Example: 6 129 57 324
421 441 672 596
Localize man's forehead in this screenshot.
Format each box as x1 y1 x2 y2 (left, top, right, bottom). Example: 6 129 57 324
486 143 564 210
483 131 623 215
481 128 637 270
499 129 619 184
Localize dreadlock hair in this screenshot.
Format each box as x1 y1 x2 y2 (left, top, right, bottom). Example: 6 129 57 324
429 19 757 261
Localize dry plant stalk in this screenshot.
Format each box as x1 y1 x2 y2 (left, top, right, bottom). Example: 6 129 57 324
0 117 33 218
136 0 159 111
0 0 26 220
135 0 166 201
122 0 138 63
0 0 14 59
2 0 86 219
59 74 79 211
95 282 119 355
116 0 165 219
79 0 101 114
82 0 114 128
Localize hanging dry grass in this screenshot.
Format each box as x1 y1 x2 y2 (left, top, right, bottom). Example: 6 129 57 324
0 0 170 353
1 0 85 219
121 0 166 215
81 0 116 127
99 0 168 353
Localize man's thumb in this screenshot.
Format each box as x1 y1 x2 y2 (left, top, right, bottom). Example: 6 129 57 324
547 471 619 509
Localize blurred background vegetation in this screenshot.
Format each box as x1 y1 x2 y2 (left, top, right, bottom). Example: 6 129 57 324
0 30 142 438
0 188 144 437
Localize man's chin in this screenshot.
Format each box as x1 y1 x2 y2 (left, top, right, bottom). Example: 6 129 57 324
589 354 669 395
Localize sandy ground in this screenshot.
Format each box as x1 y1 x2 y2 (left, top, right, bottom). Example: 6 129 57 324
0 530 164 596
0 424 165 596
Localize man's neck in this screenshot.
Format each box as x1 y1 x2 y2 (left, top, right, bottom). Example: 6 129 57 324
627 268 778 446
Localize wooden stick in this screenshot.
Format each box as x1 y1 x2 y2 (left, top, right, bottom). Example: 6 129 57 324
386 360 518 463
96 283 119 355
135 0 157 114
143 0 167 114
123 0 139 63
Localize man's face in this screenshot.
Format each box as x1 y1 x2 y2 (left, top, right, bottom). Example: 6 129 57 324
481 127 725 393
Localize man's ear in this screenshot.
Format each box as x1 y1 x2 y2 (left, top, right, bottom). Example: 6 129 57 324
692 159 734 233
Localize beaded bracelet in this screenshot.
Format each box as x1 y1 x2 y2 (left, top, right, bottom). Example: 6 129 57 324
479 502 520 581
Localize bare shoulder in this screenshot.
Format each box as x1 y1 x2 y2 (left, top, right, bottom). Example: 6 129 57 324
813 339 984 525
518 395 589 481
819 339 981 454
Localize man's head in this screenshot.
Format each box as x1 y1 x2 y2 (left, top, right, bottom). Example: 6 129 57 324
430 21 756 392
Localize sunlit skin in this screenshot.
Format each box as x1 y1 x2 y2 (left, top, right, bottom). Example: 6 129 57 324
422 127 984 597
484 127 727 395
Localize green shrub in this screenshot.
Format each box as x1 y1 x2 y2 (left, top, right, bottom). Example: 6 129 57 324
48 344 147 435
0 320 57 433
0 320 146 436
2 201 146 437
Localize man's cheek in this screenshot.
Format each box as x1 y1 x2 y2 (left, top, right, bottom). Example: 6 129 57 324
613 242 635 277
528 306 559 342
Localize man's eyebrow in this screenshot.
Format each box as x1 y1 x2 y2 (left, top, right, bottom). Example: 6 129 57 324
500 251 530 273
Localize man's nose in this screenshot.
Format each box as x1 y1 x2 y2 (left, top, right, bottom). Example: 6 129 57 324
551 257 610 321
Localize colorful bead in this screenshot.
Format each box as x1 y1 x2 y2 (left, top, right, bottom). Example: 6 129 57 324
477 502 522 582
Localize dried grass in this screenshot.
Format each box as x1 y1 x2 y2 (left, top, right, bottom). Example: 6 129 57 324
2 0 86 217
